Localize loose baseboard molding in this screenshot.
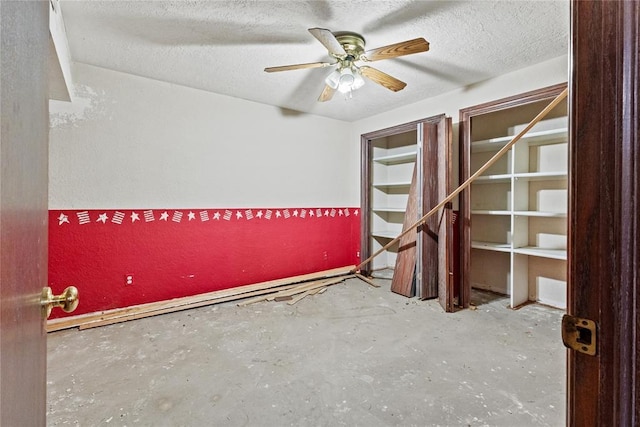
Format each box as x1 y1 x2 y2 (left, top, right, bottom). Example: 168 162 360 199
287 286 326 305
47 265 355 332
238 276 349 306
355 273 381 288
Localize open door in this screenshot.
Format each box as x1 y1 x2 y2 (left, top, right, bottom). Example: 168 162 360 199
568 1 639 425
0 3 50 425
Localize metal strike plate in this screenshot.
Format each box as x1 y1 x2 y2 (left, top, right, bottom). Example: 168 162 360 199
561 314 597 356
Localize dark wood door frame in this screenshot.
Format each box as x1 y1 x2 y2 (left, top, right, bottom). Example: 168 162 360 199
568 1 639 425
361 116 444 274
360 119 423 277
360 114 449 300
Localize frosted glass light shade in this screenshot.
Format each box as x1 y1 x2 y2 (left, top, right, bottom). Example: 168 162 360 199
325 69 341 89
352 72 365 90
337 68 355 93
325 67 365 93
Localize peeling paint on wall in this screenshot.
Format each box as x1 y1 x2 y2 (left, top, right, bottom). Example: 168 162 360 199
49 84 112 128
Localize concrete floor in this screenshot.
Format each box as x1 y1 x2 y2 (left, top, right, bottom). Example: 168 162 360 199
47 278 566 426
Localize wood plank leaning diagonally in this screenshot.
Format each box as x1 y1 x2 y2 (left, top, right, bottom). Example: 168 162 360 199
390 165 418 296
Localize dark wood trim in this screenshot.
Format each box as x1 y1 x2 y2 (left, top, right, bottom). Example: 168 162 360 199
459 83 567 119
360 115 445 141
438 117 455 311
360 134 372 274
458 83 567 308
569 1 639 425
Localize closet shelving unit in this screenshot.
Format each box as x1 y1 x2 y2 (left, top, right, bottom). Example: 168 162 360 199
460 83 568 309
368 131 419 274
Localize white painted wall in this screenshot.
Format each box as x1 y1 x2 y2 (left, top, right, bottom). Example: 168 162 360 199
49 63 355 209
50 56 567 211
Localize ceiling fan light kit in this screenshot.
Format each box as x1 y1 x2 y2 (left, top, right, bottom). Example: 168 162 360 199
264 28 429 102
325 66 365 94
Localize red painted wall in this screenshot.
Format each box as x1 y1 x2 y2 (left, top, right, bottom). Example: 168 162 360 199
48 207 360 318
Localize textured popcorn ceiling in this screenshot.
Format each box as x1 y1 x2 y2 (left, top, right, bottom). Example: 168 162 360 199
59 0 569 122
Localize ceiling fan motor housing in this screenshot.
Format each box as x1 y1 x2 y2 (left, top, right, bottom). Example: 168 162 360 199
332 31 366 60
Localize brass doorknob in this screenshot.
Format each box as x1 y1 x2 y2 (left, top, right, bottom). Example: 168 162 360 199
41 286 79 319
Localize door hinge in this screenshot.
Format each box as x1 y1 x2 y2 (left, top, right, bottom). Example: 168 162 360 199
561 314 597 356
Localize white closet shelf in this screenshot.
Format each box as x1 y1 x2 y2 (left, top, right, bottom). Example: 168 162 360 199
513 171 568 181
472 241 512 252
513 211 567 217
471 210 512 216
373 181 412 188
523 129 568 146
372 207 406 213
513 246 567 260
473 174 512 184
471 127 568 153
371 230 400 239
373 151 417 164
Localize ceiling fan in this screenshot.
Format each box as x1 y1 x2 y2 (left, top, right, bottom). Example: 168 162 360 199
264 28 430 102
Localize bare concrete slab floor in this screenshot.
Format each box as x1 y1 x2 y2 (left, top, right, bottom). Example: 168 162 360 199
47 278 566 426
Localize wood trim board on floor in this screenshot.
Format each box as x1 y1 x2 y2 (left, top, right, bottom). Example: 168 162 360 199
47 266 356 332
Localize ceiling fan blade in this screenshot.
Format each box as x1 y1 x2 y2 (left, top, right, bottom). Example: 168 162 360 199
318 84 336 102
264 62 334 73
360 66 407 92
308 28 347 57
363 38 429 61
